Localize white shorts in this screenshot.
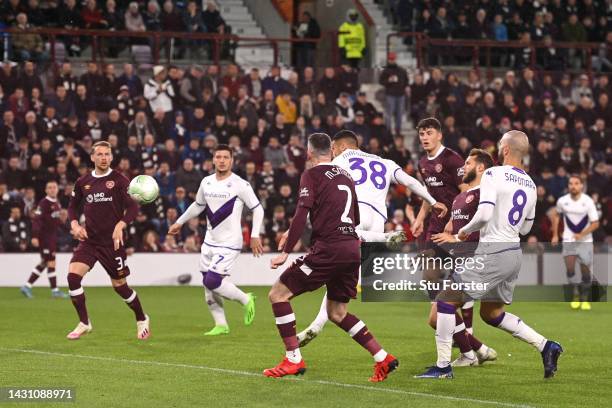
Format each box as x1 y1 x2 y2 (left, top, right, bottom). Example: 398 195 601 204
199 241 241 276
356 202 386 233
562 242 594 270
453 243 522 304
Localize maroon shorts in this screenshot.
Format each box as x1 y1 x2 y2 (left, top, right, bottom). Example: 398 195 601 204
280 240 360 303
39 241 57 262
71 241 130 280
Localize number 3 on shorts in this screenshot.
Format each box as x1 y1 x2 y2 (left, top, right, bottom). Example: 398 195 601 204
115 256 124 270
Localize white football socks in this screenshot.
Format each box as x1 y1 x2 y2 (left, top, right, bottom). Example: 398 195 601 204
309 293 329 332
436 311 455 368
286 348 302 363
214 279 249 305
205 288 227 326
497 312 547 352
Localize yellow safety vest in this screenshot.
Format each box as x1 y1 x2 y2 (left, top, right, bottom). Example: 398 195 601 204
338 22 365 59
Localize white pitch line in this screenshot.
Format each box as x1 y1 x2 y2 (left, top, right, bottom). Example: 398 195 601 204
0 348 535 408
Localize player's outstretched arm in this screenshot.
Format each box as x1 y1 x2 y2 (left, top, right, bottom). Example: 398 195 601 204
393 168 437 206
169 201 206 235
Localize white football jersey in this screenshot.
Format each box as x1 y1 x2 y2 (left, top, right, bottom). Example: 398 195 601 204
194 173 260 249
556 193 599 242
332 149 403 219
477 165 537 242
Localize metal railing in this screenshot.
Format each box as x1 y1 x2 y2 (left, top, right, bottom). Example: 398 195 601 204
386 31 610 78
0 27 342 67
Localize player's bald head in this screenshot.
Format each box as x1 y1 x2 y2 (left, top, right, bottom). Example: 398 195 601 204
499 130 529 164
307 133 332 159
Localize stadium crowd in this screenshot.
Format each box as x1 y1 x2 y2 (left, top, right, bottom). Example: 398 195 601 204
0 58 610 253
389 0 612 70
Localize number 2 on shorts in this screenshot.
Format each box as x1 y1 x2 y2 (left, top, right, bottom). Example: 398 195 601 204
337 184 353 223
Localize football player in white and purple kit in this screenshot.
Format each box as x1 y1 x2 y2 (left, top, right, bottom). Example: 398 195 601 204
550 175 600 310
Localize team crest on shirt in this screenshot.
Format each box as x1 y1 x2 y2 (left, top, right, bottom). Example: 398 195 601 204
435 163 443 173
466 194 474 203
84 184 91 190
106 181 115 189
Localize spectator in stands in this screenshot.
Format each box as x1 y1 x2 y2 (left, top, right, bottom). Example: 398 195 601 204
380 52 409 136
183 0 206 58
338 9 366 68
12 13 47 64
202 1 225 34
144 65 175 114
2 206 30 251
125 1 146 44
294 11 320 68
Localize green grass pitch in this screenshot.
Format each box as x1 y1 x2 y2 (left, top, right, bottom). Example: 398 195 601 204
0 286 610 408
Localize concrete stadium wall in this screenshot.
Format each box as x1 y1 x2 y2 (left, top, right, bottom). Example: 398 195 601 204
0 252 609 287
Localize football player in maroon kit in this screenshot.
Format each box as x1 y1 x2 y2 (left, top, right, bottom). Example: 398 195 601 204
263 133 398 382
65 141 149 340
428 149 498 367
20 180 69 299
410 117 478 333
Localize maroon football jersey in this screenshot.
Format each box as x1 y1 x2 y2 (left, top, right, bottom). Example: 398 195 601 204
298 164 360 245
418 146 464 235
31 197 62 245
68 169 138 247
450 187 480 242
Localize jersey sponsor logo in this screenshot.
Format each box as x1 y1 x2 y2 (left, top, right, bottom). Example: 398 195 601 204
435 163 443 173
451 208 470 220
299 187 310 197
203 191 231 199
465 194 474 203
106 181 115 189
425 176 444 187
86 192 113 203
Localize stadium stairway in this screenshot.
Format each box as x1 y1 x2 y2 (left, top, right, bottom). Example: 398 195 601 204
219 0 273 66
359 0 416 69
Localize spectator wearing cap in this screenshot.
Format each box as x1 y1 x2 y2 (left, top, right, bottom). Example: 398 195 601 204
379 52 408 135
144 65 175 114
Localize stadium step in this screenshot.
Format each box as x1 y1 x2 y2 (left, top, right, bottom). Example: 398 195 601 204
218 0 270 66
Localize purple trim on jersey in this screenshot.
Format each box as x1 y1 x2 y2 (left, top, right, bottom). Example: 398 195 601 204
479 201 496 206
357 200 387 221
205 196 237 228
488 246 521 255
565 215 588 233
512 167 526 174
203 241 242 251
392 167 401 183
249 202 261 211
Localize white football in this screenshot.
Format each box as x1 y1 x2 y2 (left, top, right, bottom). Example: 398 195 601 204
128 175 160 204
